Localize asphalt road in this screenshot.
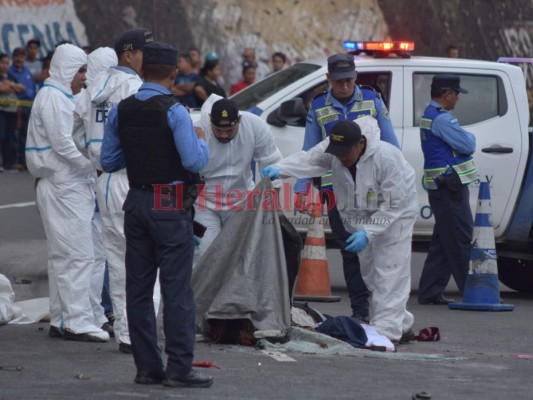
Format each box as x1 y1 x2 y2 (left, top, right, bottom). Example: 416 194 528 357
1 172 532 400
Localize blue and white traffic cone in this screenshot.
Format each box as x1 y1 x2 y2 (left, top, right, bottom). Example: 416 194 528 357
449 182 514 311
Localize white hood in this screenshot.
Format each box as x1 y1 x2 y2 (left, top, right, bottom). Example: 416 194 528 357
86 47 117 87
355 116 381 161
88 67 141 105
47 44 87 95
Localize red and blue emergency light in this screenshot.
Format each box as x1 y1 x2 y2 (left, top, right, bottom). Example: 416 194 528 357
343 41 415 58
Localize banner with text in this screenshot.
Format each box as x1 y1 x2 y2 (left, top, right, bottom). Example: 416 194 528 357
0 0 88 57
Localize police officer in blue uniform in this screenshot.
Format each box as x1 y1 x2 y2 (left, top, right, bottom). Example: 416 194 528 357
294 53 400 322
417 75 478 305
100 42 213 388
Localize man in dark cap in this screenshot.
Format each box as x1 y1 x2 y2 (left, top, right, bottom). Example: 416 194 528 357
73 28 155 354
101 42 212 388
192 95 282 264
418 74 477 305
261 116 418 344
293 53 400 323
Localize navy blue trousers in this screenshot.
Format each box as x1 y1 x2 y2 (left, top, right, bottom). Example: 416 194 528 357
418 185 473 300
123 188 195 377
325 193 369 316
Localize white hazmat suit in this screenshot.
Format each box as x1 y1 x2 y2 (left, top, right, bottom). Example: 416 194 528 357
25 44 108 339
72 60 160 347
193 94 283 262
73 47 118 330
273 116 418 341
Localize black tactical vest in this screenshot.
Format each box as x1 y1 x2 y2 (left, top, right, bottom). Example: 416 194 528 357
117 94 193 187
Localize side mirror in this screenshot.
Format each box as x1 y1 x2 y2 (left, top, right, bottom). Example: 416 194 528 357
278 98 307 125
266 98 307 127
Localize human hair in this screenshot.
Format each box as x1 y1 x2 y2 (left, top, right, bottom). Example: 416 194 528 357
200 59 219 77
0 53 9 62
26 39 40 48
272 51 286 63
242 61 255 75
178 53 192 65
431 87 448 98
142 64 175 81
187 47 200 54
446 45 458 53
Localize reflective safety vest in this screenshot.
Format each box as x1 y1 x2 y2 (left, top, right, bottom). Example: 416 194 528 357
312 88 378 188
420 104 477 190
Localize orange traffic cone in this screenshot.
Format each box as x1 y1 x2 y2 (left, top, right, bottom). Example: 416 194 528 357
294 203 340 302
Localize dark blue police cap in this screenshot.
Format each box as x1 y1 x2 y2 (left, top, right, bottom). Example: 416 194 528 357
143 42 178 66
114 28 154 55
431 74 468 94
327 53 357 80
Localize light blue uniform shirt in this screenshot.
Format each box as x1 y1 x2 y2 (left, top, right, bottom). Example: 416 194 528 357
294 86 399 193
100 82 209 174
429 100 476 155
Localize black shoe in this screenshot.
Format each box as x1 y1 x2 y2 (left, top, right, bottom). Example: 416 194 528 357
418 295 455 305
399 329 417 344
101 322 115 338
351 313 370 324
49 325 64 338
119 342 133 354
134 372 164 385
163 370 213 388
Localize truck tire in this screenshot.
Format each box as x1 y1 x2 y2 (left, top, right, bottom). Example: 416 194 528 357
498 257 533 293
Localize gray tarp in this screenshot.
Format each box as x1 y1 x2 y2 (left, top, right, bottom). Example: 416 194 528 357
192 178 291 337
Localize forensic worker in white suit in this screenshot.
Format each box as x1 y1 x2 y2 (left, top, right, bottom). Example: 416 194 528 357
261 116 417 342
73 29 161 353
25 43 109 342
193 95 282 263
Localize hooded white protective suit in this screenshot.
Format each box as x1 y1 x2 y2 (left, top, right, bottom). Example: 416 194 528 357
193 94 283 262
274 116 418 341
72 47 118 330
72 61 160 346
25 44 107 337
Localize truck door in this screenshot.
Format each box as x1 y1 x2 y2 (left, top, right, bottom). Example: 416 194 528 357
403 67 528 238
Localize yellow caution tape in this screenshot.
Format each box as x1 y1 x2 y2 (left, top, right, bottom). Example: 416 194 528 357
0 98 33 107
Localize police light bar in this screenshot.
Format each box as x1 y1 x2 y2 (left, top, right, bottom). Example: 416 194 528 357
343 41 415 58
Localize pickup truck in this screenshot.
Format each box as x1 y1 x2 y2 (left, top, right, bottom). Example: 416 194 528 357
203 43 533 292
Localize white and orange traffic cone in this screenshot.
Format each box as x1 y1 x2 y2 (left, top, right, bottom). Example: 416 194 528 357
294 203 340 302
449 181 514 311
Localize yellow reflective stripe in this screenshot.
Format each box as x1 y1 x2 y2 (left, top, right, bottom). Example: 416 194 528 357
315 106 340 139
420 118 432 130
349 101 377 118
350 100 374 112
0 98 33 107
315 106 337 120
424 166 447 178
320 171 333 187
454 159 475 172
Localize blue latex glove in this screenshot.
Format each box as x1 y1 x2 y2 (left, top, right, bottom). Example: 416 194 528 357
260 166 280 180
193 235 201 247
345 230 369 253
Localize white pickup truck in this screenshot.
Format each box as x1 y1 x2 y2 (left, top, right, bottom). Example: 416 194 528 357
209 43 533 292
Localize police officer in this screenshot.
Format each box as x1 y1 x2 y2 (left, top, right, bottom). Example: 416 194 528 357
294 53 399 322
100 42 213 388
417 75 477 305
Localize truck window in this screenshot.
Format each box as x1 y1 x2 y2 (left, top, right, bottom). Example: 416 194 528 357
230 63 321 111
413 73 508 126
356 72 392 109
